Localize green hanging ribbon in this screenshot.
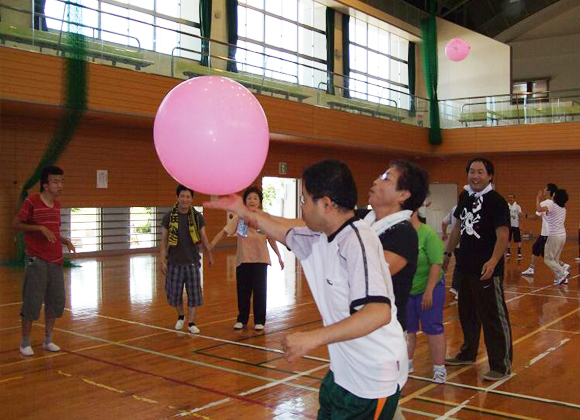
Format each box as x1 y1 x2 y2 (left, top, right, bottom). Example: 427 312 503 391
10 4 88 266
421 0 442 145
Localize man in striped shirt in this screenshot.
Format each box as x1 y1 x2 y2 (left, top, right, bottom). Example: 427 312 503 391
13 166 76 357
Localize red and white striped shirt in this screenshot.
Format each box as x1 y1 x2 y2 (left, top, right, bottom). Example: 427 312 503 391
18 194 63 264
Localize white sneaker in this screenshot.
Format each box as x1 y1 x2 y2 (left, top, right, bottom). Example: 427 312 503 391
233 322 244 329
433 367 447 383
42 342 61 352
188 324 200 334
561 263 570 272
408 360 414 373
557 272 570 285
449 288 458 296
20 345 34 357
575 257 580 262
175 319 185 330
522 267 535 276
254 324 264 331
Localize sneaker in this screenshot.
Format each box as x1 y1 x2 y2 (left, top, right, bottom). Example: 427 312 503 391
433 367 447 383
517 253 523 260
445 356 475 366
42 342 61 352
522 267 535 276
455 293 459 300
449 287 458 296
20 345 34 357
233 322 244 330
561 263 570 272
483 370 510 381
188 324 200 334
557 272 570 285
175 319 185 330
408 360 414 373
575 257 580 262
506 252 511 258
254 324 264 331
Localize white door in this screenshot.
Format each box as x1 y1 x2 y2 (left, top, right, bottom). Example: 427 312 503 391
425 184 458 233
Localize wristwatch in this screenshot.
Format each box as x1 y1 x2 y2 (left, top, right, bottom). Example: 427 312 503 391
444 251 452 257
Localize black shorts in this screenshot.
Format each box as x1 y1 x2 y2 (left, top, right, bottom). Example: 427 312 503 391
509 227 521 243
532 235 547 257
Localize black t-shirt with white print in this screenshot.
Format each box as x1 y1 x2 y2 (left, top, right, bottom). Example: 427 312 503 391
454 189 510 277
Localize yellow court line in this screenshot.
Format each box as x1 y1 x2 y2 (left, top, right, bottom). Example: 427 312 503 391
0 376 23 384
400 306 580 405
546 328 580 335
417 396 547 420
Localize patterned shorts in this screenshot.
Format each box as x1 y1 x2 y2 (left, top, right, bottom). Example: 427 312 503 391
165 263 203 307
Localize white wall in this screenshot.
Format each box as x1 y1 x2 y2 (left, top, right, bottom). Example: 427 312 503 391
436 18 511 100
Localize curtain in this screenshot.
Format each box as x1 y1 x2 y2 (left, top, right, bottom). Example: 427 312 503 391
226 0 238 72
199 0 212 67
408 42 416 117
325 9 335 94
342 13 350 98
421 0 442 145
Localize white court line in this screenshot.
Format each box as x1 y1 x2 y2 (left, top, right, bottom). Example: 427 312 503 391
52 325 320 393
524 338 570 368
0 325 20 332
64 308 331 363
0 302 21 307
408 374 580 410
173 363 329 418
401 407 460 420
435 397 474 420
506 284 553 303
485 373 516 391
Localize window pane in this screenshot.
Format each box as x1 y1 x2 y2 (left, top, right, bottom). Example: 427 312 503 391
379 55 390 80
128 10 154 50
368 50 379 77
298 0 313 27
265 0 282 16
45 0 66 30
354 45 367 73
355 19 367 47
130 207 155 249
265 48 298 83
246 9 264 42
156 18 178 54
283 0 298 21
237 5 247 38
265 15 283 48
282 21 298 51
378 29 390 55
390 33 400 59
247 0 264 9
70 208 100 253
181 0 200 22
157 0 180 18
101 4 129 45
312 2 326 31
313 32 326 60
368 24 379 52
180 25 201 60
399 37 409 61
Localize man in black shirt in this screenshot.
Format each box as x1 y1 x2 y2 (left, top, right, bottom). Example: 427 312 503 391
358 160 429 333
442 157 512 381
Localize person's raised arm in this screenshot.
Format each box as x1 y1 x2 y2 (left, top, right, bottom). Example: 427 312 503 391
205 195 294 246
536 190 550 213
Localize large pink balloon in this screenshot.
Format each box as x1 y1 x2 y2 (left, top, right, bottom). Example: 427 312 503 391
445 38 471 62
154 76 269 195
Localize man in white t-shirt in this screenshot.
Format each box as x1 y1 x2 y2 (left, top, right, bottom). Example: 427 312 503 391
205 160 408 419
507 194 523 259
522 184 570 277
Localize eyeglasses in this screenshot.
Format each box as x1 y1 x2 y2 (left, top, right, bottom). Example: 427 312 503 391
378 170 391 181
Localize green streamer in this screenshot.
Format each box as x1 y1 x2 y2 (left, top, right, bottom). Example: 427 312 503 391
421 0 442 145
8 2 87 267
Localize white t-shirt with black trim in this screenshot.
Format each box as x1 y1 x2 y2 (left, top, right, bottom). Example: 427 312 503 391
537 199 553 236
508 202 522 228
285 217 408 399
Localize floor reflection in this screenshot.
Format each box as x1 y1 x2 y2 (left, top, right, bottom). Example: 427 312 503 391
69 260 102 310
129 255 157 305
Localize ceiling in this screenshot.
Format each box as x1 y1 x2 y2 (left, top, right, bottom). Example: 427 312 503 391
362 0 563 38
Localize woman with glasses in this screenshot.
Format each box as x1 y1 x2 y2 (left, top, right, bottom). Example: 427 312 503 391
211 186 284 331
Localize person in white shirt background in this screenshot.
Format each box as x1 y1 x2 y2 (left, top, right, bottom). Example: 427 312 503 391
522 184 570 277
506 194 523 259
536 188 570 284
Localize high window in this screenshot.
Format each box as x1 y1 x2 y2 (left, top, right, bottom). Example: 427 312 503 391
236 0 327 87
349 16 410 110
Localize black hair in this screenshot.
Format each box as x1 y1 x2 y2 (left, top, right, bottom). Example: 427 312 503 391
508 193 515 198
40 165 64 192
553 189 568 207
390 159 430 212
176 184 195 197
302 159 357 211
243 186 263 205
546 183 558 197
466 157 495 178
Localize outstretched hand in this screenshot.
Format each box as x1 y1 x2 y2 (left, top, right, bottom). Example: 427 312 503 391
204 195 246 216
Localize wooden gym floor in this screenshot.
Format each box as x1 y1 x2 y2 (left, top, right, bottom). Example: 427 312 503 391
1 243 579 420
